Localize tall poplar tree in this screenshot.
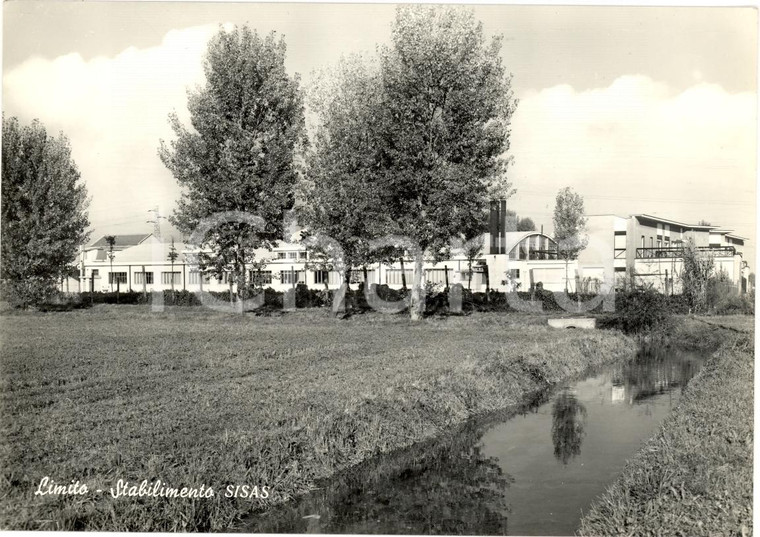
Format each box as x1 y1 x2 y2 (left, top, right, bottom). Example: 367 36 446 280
552 187 588 292
300 55 393 299
159 26 305 295
375 5 517 320
1 117 90 307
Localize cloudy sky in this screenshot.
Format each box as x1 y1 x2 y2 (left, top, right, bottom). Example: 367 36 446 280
3 2 757 263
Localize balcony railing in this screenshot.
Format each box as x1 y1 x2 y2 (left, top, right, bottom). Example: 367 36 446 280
635 246 736 259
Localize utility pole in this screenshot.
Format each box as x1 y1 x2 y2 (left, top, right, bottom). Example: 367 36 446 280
147 206 166 240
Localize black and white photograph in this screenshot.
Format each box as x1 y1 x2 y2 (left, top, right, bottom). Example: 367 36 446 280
1 1 755 535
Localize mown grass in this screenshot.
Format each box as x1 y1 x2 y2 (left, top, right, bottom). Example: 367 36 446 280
579 318 754 537
0 305 635 531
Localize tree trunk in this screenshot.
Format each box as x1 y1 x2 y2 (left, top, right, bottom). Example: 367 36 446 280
400 257 407 290
484 263 490 303
238 250 246 300
341 267 353 314
409 255 424 321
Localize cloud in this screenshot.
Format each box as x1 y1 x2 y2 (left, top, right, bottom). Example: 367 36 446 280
509 75 756 241
4 34 755 256
3 24 220 235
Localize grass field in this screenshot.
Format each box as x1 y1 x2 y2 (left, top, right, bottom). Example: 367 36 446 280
579 316 754 536
0 305 635 531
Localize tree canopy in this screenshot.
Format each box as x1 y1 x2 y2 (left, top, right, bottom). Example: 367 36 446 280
553 187 587 292
159 25 305 293
1 117 90 307
553 187 588 261
371 5 516 318
299 55 392 287
516 217 536 232
375 6 516 251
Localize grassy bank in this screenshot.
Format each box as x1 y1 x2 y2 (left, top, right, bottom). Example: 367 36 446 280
0 306 635 531
579 317 753 536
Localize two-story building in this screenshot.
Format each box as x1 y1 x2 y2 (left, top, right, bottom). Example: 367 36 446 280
581 214 748 294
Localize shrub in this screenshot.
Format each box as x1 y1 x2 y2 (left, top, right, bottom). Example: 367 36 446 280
1 277 57 309
712 294 754 315
597 288 673 335
35 292 91 312
664 294 690 315
294 283 331 308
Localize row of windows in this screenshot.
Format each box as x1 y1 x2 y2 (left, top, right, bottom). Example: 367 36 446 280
113 271 182 285
640 235 672 249
134 272 181 284
508 235 557 261
100 265 571 287
276 251 308 260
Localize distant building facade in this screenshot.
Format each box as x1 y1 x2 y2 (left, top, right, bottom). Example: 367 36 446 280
62 207 749 297
581 214 748 294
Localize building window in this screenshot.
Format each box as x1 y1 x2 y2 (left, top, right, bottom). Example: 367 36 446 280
314 270 330 285
425 268 451 284
287 251 299 260
299 251 308 260
281 270 305 285
188 271 210 284
108 272 127 284
657 240 662 248
277 252 286 259
162 272 181 285
91 269 100 278
250 270 273 286
509 269 520 279
386 269 414 286
134 271 154 284
641 236 645 248
519 238 528 260
650 237 654 248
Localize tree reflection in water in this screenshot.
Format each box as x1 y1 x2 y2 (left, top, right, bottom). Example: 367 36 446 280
551 389 587 465
244 419 514 535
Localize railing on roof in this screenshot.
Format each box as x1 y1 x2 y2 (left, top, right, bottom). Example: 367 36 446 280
635 246 736 259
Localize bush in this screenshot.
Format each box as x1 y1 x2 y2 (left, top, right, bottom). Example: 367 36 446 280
663 293 690 315
597 288 673 335
35 292 91 312
1 277 57 309
294 283 332 308
456 288 605 314
712 294 754 315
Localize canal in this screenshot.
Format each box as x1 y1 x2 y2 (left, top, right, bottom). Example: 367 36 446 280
242 346 706 535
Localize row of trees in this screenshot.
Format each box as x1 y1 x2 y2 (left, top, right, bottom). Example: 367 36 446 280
160 6 518 320
0 6 588 313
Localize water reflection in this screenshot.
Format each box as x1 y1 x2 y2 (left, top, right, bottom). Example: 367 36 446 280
243 419 515 535
610 348 702 406
551 390 587 465
241 348 705 536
